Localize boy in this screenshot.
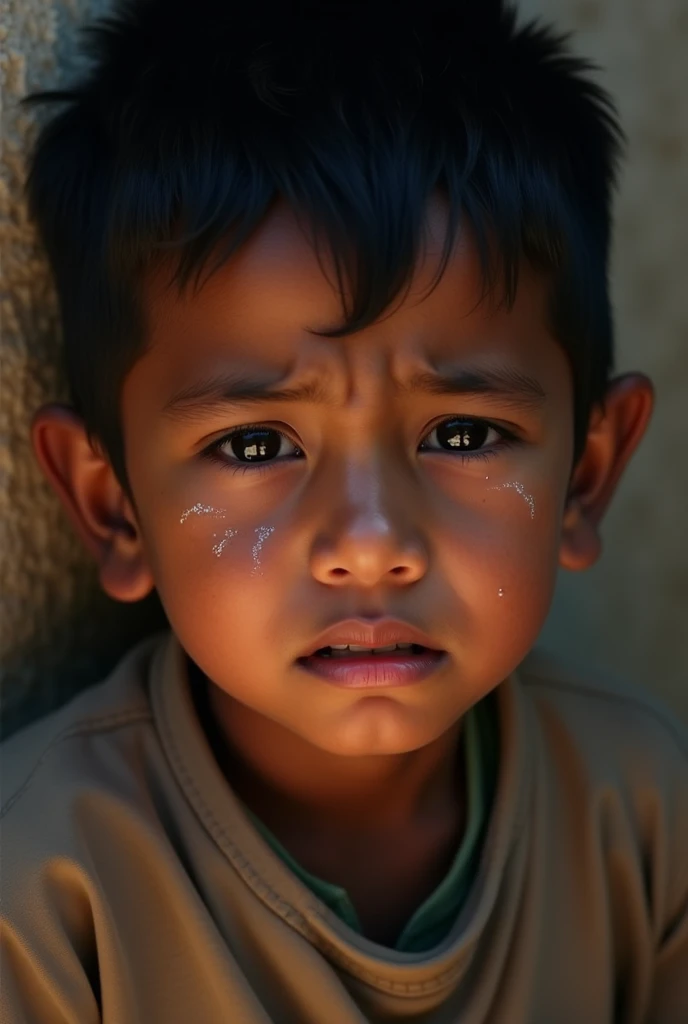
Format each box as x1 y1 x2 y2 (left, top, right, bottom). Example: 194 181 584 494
2 0 686 1019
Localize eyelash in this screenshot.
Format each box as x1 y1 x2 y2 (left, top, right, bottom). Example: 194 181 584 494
199 418 519 476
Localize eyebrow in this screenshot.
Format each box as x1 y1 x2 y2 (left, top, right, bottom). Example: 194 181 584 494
162 364 546 422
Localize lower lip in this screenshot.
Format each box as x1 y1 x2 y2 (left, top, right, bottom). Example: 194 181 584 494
297 649 447 688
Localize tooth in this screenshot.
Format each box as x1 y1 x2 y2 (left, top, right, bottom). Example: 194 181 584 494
322 641 419 656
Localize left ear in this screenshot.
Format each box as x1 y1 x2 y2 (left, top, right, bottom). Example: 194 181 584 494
559 373 654 572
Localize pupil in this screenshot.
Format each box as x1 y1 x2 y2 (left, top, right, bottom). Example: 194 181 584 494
437 419 487 451
230 428 280 462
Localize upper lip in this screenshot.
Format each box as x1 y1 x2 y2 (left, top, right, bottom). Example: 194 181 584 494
300 619 444 658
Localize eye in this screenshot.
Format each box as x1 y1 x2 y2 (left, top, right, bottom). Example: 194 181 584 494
420 417 509 456
203 425 303 467
202 417 514 472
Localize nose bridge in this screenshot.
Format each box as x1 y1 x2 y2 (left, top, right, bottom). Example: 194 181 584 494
309 443 429 586
336 447 405 535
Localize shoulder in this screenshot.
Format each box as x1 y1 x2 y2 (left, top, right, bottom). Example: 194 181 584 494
0 632 168 959
517 647 688 859
516 649 688 952
518 646 688 767
0 633 170 1020
0 632 165 829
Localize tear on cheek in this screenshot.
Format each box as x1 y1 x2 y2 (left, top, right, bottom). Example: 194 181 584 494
178 503 236 557
179 508 277 572
211 528 237 557
179 503 228 524
251 526 275 576
488 481 536 519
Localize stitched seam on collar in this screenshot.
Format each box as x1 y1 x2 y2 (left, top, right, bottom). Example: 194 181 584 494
162 722 483 995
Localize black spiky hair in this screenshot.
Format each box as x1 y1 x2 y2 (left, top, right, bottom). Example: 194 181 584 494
26 0 624 500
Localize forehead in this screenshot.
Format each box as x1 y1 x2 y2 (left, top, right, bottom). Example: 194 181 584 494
140 194 557 385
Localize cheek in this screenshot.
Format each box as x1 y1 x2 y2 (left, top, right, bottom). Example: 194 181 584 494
146 505 281 627
439 480 562 627
174 504 278 575
150 520 288 693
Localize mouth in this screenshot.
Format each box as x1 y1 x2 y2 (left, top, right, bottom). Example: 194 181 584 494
296 624 447 688
310 642 429 658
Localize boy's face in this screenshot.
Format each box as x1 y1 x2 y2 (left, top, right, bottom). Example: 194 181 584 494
122 194 573 756
33 194 652 758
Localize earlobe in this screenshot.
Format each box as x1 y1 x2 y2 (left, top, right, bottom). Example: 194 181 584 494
559 497 602 571
558 373 654 572
30 403 155 603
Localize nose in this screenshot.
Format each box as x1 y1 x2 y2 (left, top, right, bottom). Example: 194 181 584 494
309 461 429 588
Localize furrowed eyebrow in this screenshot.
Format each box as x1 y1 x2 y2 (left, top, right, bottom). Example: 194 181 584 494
162 372 330 422
401 366 546 411
162 363 546 422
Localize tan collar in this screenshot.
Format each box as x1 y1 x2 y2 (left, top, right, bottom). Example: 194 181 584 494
150 628 535 979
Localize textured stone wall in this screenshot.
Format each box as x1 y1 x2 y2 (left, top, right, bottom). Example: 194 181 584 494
1 0 686 739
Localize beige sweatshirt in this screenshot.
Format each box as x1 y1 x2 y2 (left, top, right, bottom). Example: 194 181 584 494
1 629 687 1023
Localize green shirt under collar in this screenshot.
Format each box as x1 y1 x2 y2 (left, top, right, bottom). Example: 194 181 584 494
247 696 498 952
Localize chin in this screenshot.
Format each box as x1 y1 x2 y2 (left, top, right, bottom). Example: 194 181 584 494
315 703 443 757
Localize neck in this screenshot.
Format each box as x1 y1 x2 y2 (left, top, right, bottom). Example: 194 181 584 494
194 670 464 835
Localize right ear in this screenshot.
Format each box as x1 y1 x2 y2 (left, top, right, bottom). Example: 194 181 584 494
30 403 155 603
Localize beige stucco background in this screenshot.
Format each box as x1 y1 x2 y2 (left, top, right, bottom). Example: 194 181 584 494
1 0 687 740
